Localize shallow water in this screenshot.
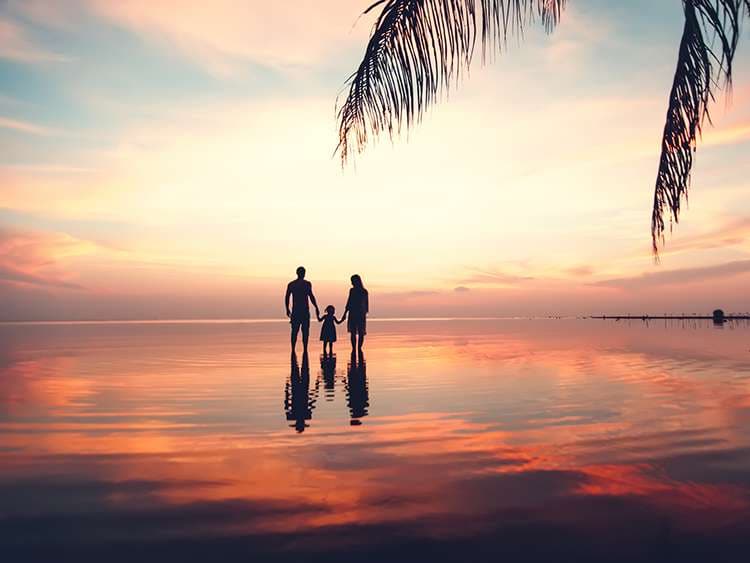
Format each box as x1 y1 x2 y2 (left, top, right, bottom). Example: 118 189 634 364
1 319 750 562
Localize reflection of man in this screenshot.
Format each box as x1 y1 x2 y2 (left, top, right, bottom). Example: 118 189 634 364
285 266 319 352
285 351 314 433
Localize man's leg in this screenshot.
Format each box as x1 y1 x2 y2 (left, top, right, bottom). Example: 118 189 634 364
301 318 310 351
291 320 299 350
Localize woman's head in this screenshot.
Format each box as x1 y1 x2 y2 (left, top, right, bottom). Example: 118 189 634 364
325 305 335 314
350 274 363 289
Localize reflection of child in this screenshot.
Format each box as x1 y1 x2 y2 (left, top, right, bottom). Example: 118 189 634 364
317 305 344 355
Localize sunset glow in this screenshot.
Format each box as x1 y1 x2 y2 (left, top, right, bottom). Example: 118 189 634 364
1 0 750 320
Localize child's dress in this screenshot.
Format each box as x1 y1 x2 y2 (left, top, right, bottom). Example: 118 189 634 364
320 315 337 342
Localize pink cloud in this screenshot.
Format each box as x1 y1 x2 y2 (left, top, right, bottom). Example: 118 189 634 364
652 217 750 257
0 16 69 63
0 116 59 136
83 0 365 75
591 260 750 290
0 228 95 290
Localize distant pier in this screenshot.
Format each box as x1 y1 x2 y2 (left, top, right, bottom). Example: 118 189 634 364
589 314 750 321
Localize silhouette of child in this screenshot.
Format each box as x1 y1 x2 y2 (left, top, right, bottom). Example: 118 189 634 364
317 305 344 356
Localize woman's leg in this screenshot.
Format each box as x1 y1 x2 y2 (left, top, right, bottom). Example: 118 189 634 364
357 332 365 350
350 332 356 349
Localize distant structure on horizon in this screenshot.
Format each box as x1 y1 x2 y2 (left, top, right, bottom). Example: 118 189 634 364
590 308 748 322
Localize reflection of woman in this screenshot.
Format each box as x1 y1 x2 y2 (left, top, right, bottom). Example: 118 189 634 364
343 274 369 350
346 351 369 425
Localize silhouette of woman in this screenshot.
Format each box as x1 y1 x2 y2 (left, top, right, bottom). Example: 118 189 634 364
343 274 369 350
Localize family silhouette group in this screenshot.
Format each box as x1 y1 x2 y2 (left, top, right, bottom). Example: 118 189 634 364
284 266 369 355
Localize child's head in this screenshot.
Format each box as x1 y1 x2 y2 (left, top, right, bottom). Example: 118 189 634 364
325 305 335 315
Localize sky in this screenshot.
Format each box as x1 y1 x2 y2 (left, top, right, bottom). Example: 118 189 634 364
1 0 750 321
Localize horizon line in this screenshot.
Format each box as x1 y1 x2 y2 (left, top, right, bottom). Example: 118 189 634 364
2 314 744 326
0 316 577 326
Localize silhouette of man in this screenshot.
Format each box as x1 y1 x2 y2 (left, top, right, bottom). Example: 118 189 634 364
285 266 319 352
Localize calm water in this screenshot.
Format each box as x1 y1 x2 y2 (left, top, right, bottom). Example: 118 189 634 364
1 319 750 562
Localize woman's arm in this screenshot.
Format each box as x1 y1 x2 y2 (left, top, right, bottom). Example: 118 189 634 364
343 290 352 319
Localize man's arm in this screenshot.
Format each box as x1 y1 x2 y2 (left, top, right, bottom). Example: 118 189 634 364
284 283 292 317
308 283 320 316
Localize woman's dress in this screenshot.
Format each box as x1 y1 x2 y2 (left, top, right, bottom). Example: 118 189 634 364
346 288 369 335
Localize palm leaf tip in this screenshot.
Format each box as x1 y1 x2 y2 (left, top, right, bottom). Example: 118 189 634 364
651 0 745 255
336 0 567 165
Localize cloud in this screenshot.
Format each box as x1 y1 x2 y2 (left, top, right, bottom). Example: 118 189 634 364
592 260 750 290
0 264 82 289
656 217 750 256
454 286 471 293
0 228 96 290
82 0 364 75
0 17 69 63
461 268 536 286
566 265 594 277
0 116 59 136
381 289 441 299
702 122 750 148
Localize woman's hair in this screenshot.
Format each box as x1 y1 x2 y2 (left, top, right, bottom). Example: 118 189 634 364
350 274 365 290
325 305 335 314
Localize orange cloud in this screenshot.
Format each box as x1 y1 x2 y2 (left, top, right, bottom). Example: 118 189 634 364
0 228 96 289
703 122 750 148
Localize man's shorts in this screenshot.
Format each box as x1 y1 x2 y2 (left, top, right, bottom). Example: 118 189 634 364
290 313 310 334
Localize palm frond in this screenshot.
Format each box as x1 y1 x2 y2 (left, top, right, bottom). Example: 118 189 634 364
651 0 744 254
336 0 567 164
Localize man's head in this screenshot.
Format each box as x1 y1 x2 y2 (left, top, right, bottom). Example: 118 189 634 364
296 266 306 279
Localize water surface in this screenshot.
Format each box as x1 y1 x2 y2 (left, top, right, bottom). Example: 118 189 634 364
1 319 750 561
